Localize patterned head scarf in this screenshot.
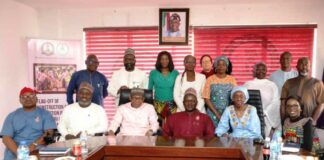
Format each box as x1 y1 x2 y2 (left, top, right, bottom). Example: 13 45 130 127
213 55 229 68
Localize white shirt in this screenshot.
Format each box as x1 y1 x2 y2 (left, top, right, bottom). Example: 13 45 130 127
173 72 206 113
108 67 148 106
269 69 298 95
58 103 108 140
108 102 159 136
244 78 281 136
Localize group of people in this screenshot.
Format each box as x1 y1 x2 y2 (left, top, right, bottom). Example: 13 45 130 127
1 48 324 159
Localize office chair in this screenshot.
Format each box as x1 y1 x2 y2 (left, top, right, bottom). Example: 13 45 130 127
118 89 154 106
246 89 265 139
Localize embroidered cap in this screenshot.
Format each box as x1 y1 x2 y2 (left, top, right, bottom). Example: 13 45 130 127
184 87 197 97
170 13 181 22
125 48 135 55
79 82 94 93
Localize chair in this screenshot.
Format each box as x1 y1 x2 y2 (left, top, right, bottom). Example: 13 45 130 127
118 89 154 106
246 89 265 139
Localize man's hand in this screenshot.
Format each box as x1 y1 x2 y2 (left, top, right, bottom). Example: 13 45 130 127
65 134 77 140
117 86 129 94
108 130 115 136
145 130 154 136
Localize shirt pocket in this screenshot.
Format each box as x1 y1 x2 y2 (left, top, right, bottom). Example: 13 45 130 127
30 117 43 132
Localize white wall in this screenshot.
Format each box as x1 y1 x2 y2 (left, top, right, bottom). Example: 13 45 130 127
0 0 38 157
37 1 324 78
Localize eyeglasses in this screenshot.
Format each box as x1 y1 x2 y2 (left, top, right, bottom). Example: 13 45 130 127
87 60 99 65
20 94 36 99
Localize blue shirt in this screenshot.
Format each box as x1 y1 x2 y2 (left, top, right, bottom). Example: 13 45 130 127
67 70 108 106
216 105 261 139
1 107 56 160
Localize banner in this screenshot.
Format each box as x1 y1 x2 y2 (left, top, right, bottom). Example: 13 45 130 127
27 38 82 123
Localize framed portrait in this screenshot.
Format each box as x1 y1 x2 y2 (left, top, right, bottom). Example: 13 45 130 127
33 63 76 94
159 8 189 45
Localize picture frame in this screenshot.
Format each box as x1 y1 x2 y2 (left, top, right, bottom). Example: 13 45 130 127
159 8 189 45
33 63 76 94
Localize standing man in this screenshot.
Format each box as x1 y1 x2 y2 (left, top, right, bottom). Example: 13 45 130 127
59 82 108 140
281 57 324 123
269 51 298 94
67 54 108 107
1 87 56 160
108 48 148 106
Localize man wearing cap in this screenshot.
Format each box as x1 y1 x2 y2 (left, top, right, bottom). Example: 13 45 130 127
163 88 215 138
67 54 108 107
108 88 159 136
108 48 148 106
1 87 56 160
58 82 108 140
164 13 182 37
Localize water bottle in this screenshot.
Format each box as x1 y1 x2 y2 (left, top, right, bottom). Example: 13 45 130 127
270 130 282 160
80 131 88 154
17 141 29 160
277 137 283 160
263 137 270 160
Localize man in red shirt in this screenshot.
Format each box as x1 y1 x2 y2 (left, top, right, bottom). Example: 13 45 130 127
163 88 215 138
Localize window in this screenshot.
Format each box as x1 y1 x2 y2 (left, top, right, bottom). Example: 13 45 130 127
194 25 316 84
84 27 192 119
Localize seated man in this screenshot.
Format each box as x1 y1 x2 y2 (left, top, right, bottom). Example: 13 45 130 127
1 87 56 160
216 86 262 139
108 88 159 136
58 82 108 140
163 88 215 138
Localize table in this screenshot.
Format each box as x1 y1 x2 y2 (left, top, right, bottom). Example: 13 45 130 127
37 136 318 160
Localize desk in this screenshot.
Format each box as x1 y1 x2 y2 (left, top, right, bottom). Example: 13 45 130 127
38 136 318 160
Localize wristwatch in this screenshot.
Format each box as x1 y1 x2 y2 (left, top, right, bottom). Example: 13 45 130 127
32 142 38 147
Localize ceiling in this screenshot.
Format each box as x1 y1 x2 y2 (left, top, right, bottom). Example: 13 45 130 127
14 0 291 9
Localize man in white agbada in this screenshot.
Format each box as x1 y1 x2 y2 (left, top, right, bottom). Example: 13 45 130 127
244 62 281 137
269 51 298 95
58 82 108 140
108 48 148 106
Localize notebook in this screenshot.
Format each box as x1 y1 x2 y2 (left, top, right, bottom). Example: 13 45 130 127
282 142 301 153
39 147 71 155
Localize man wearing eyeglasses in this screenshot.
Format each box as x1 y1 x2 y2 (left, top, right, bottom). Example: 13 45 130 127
1 87 56 160
67 54 109 107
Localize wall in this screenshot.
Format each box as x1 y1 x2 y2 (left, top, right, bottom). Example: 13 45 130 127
37 0 324 78
0 0 38 157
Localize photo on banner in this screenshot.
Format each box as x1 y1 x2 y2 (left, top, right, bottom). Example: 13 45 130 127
33 63 76 94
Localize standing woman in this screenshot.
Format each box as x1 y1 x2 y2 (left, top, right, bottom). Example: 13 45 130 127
203 56 237 127
200 54 215 78
173 55 206 113
149 51 179 123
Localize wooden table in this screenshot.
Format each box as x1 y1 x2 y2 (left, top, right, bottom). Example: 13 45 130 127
36 136 318 160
